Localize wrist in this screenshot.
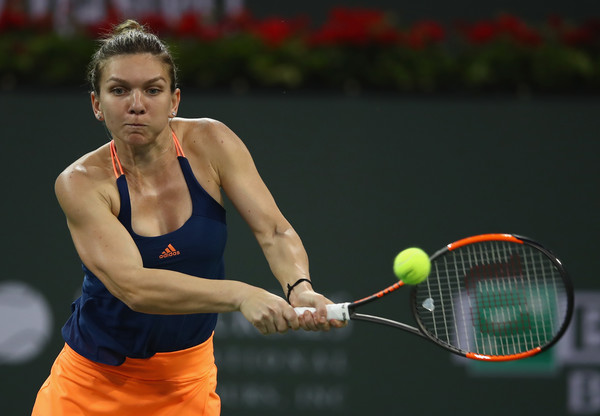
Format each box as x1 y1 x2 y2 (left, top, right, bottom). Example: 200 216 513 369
234 281 261 311
286 278 312 304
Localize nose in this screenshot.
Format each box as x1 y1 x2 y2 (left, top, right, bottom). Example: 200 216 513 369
128 90 146 114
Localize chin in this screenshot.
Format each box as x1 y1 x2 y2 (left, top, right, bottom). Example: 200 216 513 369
119 133 152 146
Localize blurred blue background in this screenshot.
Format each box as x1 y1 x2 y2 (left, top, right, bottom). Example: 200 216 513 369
1 1 599 415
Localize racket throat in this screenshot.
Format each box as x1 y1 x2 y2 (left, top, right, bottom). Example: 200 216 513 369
351 313 423 337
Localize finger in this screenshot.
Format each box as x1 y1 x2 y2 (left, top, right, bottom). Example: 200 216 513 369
284 309 300 331
318 319 331 332
329 319 347 329
299 310 320 331
296 310 311 330
274 314 290 334
265 321 278 334
315 305 331 330
255 317 277 335
302 310 320 331
253 322 268 335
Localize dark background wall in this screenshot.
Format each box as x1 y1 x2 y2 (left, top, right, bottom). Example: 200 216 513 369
249 0 600 22
0 90 598 415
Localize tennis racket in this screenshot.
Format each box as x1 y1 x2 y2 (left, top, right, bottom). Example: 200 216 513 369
296 233 574 361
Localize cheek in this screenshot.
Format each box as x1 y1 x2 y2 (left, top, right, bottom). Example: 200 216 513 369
99 100 126 121
100 106 122 129
100 108 116 124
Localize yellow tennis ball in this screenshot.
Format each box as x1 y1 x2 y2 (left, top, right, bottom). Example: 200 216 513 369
393 247 431 285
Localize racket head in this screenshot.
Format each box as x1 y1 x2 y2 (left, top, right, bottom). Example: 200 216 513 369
410 233 574 361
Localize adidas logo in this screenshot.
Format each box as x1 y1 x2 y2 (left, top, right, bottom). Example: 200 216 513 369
159 244 181 259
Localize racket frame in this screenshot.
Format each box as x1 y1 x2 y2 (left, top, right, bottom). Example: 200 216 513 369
409 233 574 361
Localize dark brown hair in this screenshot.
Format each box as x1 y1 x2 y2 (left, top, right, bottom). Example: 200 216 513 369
87 20 178 94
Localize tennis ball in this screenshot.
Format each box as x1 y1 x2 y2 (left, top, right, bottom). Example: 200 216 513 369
393 247 431 285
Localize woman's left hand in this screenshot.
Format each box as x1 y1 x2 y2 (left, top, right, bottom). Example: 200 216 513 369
291 290 348 331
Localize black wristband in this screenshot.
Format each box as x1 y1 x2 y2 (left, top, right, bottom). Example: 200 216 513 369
286 278 312 303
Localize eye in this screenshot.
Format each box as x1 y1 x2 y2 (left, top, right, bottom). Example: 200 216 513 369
111 87 126 96
147 87 161 95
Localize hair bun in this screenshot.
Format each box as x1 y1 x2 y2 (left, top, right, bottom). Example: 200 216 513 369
113 19 145 35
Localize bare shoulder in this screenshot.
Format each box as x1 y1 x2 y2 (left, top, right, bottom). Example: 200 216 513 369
171 118 253 185
172 117 248 156
55 144 117 220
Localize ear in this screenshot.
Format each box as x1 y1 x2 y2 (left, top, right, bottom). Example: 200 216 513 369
169 88 181 118
91 91 104 121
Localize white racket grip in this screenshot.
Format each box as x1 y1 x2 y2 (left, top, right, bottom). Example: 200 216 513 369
294 302 351 321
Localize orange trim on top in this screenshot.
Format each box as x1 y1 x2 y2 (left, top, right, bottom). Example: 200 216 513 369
466 347 541 362
447 234 523 251
109 132 185 179
172 131 185 157
110 141 124 178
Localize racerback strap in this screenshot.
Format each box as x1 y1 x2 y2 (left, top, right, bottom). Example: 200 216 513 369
110 131 185 179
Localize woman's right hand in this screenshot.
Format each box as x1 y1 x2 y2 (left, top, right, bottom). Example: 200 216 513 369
239 289 300 335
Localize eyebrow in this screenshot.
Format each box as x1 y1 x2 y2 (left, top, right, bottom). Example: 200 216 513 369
105 76 167 85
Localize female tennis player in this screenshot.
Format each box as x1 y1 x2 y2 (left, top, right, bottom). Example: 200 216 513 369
32 19 343 416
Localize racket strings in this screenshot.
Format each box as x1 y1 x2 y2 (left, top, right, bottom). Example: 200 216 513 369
414 241 569 357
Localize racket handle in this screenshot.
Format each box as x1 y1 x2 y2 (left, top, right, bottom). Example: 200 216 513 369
294 303 351 321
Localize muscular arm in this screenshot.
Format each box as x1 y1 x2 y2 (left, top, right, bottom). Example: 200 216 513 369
55 161 298 333
204 120 337 327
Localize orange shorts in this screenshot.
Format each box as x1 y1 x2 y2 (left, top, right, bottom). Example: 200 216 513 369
32 334 220 416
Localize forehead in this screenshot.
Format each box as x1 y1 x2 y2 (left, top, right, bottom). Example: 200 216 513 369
101 53 169 84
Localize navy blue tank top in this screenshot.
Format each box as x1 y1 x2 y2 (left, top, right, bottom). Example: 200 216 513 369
62 136 227 365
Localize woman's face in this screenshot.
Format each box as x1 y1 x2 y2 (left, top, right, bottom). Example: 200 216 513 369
92 53 180 145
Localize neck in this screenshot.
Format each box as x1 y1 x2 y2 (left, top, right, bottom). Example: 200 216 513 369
112 130 175 176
